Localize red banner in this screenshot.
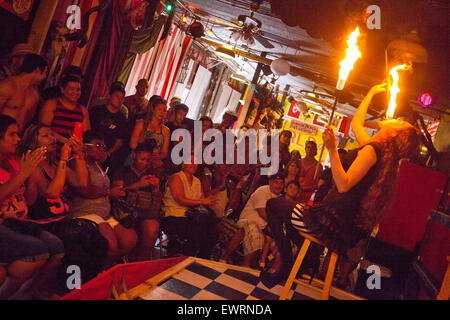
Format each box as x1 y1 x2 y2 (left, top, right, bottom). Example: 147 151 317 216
0 0 35 20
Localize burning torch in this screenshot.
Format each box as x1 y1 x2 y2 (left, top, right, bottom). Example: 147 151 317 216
385 64 411 120
314 27 362 180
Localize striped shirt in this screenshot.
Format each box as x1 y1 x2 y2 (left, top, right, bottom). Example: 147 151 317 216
291 203 311 234
51 99 84 138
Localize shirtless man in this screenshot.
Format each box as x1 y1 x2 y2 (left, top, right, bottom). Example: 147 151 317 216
123 78 149 123
0 54 47 130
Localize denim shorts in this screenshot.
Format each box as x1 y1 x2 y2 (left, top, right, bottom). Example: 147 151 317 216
0 223 65 263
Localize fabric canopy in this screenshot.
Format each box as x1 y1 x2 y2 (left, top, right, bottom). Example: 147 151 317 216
125 25 192 101
118 15 168 86
84 0 134 106
146 26 193 100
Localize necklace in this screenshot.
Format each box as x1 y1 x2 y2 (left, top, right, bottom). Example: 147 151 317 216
94 162 109 177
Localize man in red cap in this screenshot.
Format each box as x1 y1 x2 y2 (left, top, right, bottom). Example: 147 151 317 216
0 43 35 81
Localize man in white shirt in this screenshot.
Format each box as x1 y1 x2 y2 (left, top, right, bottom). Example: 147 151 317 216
220 172 285 267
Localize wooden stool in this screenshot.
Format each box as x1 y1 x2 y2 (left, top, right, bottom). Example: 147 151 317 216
437 256 450 300
279 231 339 300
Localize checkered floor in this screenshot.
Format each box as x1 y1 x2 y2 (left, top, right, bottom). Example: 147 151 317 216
134 260 334 300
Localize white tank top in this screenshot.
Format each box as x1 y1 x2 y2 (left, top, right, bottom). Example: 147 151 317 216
163 171 202 218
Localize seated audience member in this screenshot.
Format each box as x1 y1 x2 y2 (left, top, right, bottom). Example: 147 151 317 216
40 75 90 145
203 164 231 218
17 124 108 288
166 103 189 133
0 54 47 130
112 141 162 261
69 131 137 268
130 98 169 178
123 79 149 128
0 115 63 299
41 65 84 102
259 180 300 270
162 155 218 258
192 116 213 157
236 124 249 144
283 158 301 187
90 81 129 119
220 172 285 268
214 110 238 135
290 150 301 162
165 104 191 176
146 95 164 112
89 84 129 176
297 141 322 204
0 43 35 81
165 96 182 123
279 130 292 170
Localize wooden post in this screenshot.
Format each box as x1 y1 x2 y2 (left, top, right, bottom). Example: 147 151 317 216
27 0 59 54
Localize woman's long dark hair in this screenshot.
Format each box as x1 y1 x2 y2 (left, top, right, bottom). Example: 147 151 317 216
357 124 421 231
16 124 50 157
0 115 16 140
284 158 301 182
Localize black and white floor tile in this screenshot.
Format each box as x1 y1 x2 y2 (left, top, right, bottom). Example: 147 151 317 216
137 261 329 300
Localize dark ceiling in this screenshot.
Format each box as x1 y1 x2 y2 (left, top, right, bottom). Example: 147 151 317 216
180 0 450 120
269 0 450 116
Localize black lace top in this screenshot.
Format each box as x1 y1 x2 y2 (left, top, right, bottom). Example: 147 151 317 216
302 142 383 255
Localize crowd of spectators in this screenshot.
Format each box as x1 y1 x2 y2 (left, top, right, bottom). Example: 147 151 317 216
0 45 334 299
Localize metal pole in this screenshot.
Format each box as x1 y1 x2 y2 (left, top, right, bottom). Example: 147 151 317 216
313 94 339 181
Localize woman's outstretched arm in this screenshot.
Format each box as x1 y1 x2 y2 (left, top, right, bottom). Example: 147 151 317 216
351 83 387 145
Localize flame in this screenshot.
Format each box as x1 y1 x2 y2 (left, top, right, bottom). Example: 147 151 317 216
386 64 410 120
336 27 361 90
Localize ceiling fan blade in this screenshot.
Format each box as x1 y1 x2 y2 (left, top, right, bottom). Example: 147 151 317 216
259 31 321 50
210 18 240 29
253 33 275 49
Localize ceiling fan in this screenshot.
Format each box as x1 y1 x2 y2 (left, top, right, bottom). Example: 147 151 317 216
226 7 275 49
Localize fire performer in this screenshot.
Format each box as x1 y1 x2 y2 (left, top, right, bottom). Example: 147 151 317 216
260 82 421 288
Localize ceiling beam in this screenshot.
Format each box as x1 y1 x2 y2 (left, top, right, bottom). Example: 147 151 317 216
198 37 371 95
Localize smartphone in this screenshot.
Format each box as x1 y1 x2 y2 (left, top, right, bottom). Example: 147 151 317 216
73 122 83 142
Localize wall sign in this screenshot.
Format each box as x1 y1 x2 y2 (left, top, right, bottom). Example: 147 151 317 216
289 120 318 136
284 101 349 136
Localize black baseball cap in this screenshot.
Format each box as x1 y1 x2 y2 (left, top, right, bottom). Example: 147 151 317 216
268 172 286 181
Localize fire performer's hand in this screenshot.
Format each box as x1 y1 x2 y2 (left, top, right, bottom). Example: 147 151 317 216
322 126 337 151
369 82 388 96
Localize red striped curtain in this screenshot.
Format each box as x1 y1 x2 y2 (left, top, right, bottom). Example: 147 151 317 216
125 26 192 100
